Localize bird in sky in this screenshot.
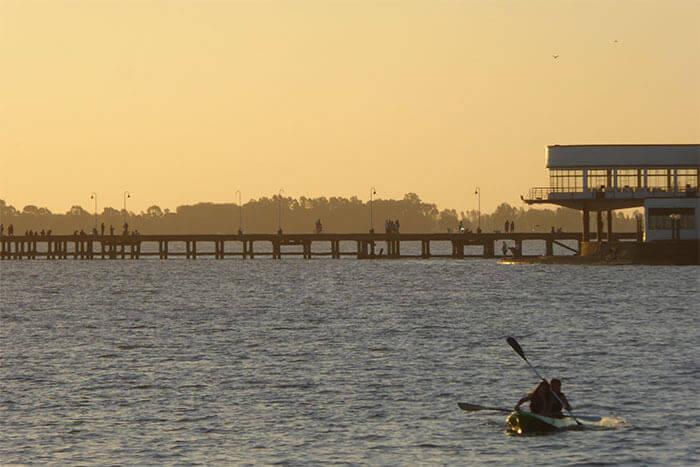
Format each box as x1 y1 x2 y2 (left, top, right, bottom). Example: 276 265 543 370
552 54 560 59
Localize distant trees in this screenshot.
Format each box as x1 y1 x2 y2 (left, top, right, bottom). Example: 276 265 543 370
0 196 640 234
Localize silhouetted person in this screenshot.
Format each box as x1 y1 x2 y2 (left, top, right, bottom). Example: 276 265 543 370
510 220 515 232
47 229 51 236
101 222 105 236
110 225 115 236
394 219 400 233
40 230 45 236
551 226 556 233
92 227 98 236
73 230 78 236
8 224 13 236
0 224 4 236
505 220 509 233
315 219 322 234
547 379 572 418
514 379 570 418
123 222 128 236
459 220 465 233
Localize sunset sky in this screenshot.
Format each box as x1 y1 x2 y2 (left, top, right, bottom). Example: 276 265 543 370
2 0 698 215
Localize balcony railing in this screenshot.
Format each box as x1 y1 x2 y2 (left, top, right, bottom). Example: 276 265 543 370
525 185 698 201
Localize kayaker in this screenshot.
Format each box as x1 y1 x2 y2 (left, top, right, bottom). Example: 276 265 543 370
514 380 551 416
548 378 572 418
514 378 571 418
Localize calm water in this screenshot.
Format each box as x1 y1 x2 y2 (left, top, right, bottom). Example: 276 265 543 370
1 259 698 465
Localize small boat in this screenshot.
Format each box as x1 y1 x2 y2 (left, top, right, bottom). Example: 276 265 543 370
505 410 579 434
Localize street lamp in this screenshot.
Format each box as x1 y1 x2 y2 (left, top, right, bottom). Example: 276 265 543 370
277 188 284 233
474 187 481 232
369 187 376 233
235 190 242 235
123 191 130 228
90 192 97 231
669 213 681 240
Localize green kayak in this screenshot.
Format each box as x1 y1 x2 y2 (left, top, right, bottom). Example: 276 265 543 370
505 410 578 434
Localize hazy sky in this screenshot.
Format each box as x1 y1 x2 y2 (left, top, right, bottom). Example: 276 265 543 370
2 0 699 215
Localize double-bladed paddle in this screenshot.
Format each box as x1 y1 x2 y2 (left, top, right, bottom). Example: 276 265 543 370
457 402 511 413
506 336 582 425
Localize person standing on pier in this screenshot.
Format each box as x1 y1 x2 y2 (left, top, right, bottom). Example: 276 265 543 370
510 220 515 233
101 222 105 236
8 224 13 236
109 225 115 236
505 220 509 233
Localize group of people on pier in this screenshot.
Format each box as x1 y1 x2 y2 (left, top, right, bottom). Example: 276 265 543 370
504 220 516 233
0 222 140 238
385 219 400 233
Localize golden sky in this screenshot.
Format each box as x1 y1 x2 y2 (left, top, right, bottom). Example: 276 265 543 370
2 0 699 215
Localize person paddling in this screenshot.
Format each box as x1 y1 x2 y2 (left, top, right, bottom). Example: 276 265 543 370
514 378 571 418
547 378 571 418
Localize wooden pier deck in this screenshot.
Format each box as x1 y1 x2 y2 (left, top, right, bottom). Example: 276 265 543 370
0 232 638 260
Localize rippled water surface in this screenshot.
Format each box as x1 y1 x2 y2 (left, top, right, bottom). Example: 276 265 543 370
1 259 698 464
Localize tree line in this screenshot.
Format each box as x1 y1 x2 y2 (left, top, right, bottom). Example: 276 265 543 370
0 193 640 235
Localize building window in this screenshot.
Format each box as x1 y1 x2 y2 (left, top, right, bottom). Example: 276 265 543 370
587 170 608 190
677 168 699 191
647 169 672 192
617 169 639 189
647 207 695 230
549 169 583 192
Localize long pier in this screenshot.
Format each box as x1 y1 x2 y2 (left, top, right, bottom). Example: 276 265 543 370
0 232 638 260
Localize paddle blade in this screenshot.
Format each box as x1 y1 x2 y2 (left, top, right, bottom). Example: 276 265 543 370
506 336 527 360
458 402 485 411
458 402 511 413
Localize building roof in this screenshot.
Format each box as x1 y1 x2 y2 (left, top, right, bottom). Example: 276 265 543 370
547 144 700 169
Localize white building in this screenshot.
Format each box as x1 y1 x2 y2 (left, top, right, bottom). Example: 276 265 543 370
523 144 699 242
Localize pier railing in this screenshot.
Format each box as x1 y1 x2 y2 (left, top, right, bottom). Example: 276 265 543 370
0 232 637 260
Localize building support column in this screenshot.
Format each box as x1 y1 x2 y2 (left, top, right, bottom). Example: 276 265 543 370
582 209 590 242
596 211 603 242
607 210 613 242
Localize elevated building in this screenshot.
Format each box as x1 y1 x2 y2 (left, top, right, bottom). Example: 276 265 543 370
522 144 699 244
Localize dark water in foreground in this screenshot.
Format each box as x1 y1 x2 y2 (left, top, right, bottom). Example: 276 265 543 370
1 260 698 465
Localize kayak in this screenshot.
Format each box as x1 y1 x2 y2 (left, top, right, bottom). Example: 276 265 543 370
505 410 578 434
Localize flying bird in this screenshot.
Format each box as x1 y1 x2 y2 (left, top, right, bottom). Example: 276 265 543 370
552 54 560 59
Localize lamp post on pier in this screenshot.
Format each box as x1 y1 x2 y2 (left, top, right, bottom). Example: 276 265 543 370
475 187 481 232
235 190 242 235
369 187 376 233
90 192 97 231
277 188 284 234
123 191 130 231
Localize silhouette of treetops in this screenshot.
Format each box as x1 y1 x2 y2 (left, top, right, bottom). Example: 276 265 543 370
0 195 640 234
